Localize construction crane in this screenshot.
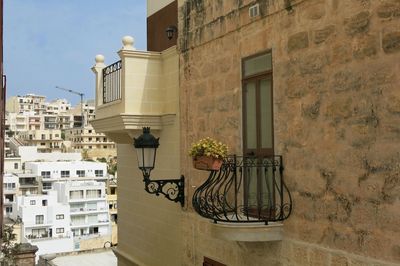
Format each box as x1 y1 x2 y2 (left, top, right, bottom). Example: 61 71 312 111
55 86 85 127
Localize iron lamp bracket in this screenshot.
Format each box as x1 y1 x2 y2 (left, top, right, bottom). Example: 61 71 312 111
143 175 185 207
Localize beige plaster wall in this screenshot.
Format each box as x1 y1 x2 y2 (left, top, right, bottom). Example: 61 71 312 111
114 49 182 266
178 0 400 265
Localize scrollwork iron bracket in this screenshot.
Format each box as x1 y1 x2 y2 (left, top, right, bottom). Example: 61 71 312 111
143 175 185 207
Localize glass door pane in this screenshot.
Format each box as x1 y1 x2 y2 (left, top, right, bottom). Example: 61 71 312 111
245 82 257 150
260 78 273 149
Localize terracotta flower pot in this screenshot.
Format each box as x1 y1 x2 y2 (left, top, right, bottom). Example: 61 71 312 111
193 156 223 171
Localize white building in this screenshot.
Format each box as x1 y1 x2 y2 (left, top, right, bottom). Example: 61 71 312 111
46 99 71 115
10 146 81 163
3 174 19 218
11 191 74 259
54 181 111 250
25 161 107 193
4 156 23 174
6 112 29 133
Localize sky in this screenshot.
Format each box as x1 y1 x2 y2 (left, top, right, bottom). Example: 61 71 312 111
4 0 147 105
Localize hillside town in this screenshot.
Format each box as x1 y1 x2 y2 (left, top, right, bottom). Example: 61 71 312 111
2 94 118 262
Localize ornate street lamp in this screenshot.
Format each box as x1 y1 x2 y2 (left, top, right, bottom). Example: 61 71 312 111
133 127 184 206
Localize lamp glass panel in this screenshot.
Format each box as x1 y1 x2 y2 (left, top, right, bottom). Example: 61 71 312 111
135 148 144 169
142 147 156 169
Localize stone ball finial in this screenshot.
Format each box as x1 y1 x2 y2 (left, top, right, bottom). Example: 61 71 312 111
95 54 105 64
122 35 135 50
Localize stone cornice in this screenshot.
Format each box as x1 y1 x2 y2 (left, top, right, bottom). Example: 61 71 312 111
118 49 162 60
90 113 176 143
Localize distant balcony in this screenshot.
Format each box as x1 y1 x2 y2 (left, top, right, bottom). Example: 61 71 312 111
19 180 39 187
91 36 179 143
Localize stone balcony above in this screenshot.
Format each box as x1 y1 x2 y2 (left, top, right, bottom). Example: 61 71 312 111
91 36 179 144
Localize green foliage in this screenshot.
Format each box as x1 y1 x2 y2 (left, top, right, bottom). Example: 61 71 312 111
108 163 117 175
1 224 20 265
97 157 107 163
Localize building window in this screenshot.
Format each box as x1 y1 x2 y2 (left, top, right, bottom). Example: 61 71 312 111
56 214 65 220
70 190 84 200
4 183 16 190
61 170 70 178
41 134 45 140
242 51 274 215
76 170 85 177
5 206 12 214
43 182 52 190
41 171 51 178
14 163 18 169
35 215 44 224
56 228 64 234
86 189 101 198
89 227 99 235
30 200 36 205
95 170 103 177
42 200 48 206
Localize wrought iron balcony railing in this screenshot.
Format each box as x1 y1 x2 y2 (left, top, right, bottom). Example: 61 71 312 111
102 60 122 104
192 155 292 224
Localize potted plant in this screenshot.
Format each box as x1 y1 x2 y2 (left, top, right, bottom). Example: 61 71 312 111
189 137 228 171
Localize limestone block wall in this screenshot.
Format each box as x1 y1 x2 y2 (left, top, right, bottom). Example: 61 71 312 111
178 0 400 265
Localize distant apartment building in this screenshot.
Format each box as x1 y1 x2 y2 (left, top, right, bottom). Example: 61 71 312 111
8 180 111 254
66 101 93 128
106 176 117 244
7 112 29 133
54 181 111 250
25 160 107 193
10 190 74 258
13 146 81 163
57 113 72 130
5 94 85 131
4 156 22 173
45 98 71 115
3 173 18 218
18 171 39 196
6 94 47 114
27 114 41 130
43 114 58 130
18 129 63 152
64 125 116 156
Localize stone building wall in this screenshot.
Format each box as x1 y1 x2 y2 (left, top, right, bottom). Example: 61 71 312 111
178 0 400 265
